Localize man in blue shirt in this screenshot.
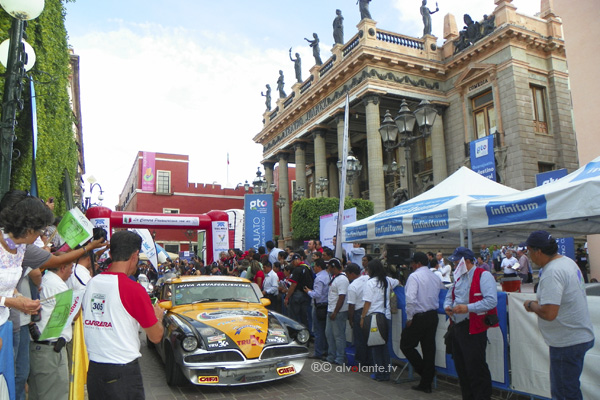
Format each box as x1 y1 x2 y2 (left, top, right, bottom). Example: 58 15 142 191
444 247 498 400
304 258 329 359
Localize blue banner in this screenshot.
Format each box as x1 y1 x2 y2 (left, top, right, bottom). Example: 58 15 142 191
486 195 547 225
374 217 403 237
412 210 449 232
345 225 368 241
244 194 273 251
371 196 456 221
470 134 496 181
535 169 574 260
535 168 568 186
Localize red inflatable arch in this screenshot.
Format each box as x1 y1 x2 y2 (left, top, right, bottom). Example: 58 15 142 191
85 206 229 264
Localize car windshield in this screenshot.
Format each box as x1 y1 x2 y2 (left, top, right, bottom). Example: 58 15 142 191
172 281 260 306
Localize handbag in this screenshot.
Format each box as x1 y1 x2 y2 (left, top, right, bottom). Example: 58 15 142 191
315 303 328 321
364 312 387 346
362 280 389 346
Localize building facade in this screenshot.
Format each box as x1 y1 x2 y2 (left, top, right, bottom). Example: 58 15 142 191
117 152 248 255
253 0 578 246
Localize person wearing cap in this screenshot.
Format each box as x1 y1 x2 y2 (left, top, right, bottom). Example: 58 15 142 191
284 253 313 327
346 262 370 365
324 258 349 365
523 231 594 400
401 252 445 394
443 246 498 400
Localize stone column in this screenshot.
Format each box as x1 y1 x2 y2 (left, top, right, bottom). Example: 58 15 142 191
263 162 275 187
430 110 448 185
364 95 386 213
328 158 340 198
294 143 307 197
278 153 290 243
313 129 328 197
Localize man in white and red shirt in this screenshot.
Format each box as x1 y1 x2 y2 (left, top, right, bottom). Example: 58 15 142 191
82 231 164 400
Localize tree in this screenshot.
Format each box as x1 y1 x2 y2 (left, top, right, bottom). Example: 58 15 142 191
0 0 78 215
291 197 374 241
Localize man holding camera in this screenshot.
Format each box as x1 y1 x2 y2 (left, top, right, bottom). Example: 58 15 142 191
28 259 74 400
444 247 498 400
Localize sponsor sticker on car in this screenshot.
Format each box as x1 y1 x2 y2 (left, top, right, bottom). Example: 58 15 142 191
276 366 296 376
198 376 219 383
207 334 226 343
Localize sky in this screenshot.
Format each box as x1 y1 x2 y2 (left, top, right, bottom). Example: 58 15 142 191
64 0 541 209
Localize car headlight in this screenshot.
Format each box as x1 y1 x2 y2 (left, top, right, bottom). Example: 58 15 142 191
182 336 198 352
296 329 310 344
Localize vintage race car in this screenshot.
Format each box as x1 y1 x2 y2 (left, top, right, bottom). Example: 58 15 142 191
152 275 309 386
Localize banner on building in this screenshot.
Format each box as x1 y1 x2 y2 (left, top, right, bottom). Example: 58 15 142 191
470 134 496 181
141 151 156 192
211 220 229 262
244 194 273 251
535 169 574 260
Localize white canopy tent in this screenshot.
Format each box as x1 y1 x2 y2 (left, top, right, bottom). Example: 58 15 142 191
467 156 600 242
342 167 519 246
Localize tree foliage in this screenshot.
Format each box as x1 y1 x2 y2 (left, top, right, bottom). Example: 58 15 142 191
291 197 374 241
0 0 77 215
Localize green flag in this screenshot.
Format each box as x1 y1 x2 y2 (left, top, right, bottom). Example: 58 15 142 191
39 289 73 341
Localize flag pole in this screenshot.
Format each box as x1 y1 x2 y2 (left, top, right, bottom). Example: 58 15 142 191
335 94 350 260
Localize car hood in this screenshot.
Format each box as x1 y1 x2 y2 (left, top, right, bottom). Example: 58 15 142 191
178 303 270 359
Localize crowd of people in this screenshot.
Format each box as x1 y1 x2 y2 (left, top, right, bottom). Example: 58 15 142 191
0 186 593 400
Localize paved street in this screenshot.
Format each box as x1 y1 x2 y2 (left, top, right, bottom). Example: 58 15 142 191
138 334 470 400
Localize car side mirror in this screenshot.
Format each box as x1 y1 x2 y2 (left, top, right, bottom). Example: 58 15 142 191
159 300 172 310
260 298 271 307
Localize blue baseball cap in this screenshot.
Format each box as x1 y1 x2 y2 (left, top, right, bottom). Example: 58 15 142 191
448 247 475 262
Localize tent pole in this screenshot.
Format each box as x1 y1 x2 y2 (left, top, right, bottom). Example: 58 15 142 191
460 229 465 247
467 229 473 249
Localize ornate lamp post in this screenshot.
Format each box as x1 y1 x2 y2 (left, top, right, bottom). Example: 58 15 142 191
0 0 44 198
315 176 328 197
276 196 286 245
252 167 267 193
379 99 437 197
293 186 305 201
337 152 362 198
185 229 195 254
83 175 104 210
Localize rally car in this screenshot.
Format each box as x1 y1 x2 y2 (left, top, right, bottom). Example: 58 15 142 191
152 275 309 386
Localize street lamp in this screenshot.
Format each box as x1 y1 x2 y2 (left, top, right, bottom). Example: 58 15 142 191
379 99 437 197
0 0 44 198
315 176 328 197
83 175 104 210
252 167 267 193
337 152 362 198
276 196 286 244
293 186 305 201
185 229 195 254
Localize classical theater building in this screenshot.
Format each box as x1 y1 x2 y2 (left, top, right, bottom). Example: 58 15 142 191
253 0 578 246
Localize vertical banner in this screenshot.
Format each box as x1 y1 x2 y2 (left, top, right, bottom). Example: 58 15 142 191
335 94 350 259
131 228 158 270
535 169 574 260
470 134 496 181
211 220 229 262
141 151 156 191
244 194 273 251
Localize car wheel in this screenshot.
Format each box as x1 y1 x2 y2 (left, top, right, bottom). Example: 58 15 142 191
165 346 187 386
146 335 155 349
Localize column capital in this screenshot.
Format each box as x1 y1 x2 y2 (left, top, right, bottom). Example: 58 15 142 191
277 152 290 162
262 161 276 170
311 129 327 140
362 94 381 107
293 142 307 152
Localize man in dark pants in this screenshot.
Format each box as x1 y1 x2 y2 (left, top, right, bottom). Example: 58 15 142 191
400 252 444 393
444 247 498 400
82 231 165 399
346 263 370 365
284 253 313 327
